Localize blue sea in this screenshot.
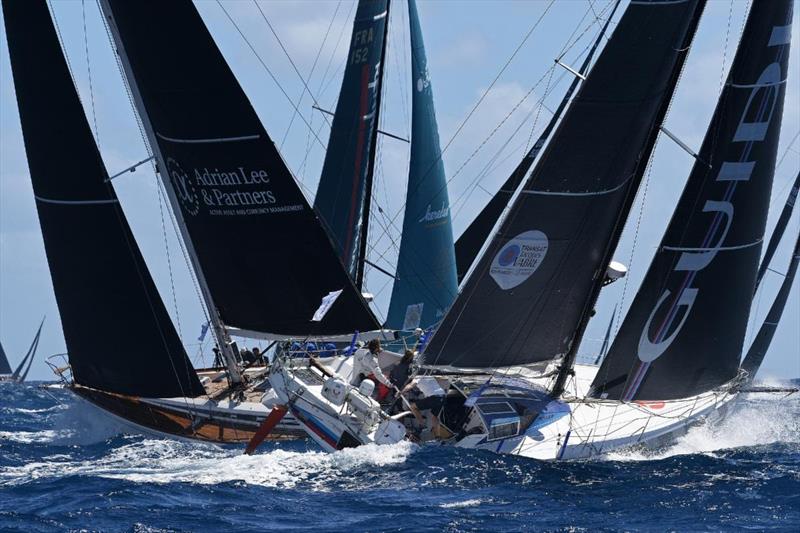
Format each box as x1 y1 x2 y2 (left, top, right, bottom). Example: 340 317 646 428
1 381 798 532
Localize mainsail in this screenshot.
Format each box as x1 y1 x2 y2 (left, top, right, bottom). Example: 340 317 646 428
591 0 792 401
314 0 390 287
3 0 204 398
755 170 800 291
10 318 44 383
453 0 622 283
100 0 380 338
741 230 800 382
424 0 706 370
0 341 10 375
384 0 458 331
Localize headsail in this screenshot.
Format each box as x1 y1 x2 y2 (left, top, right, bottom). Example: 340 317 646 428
10 317 44 383
100 0 380 337
424 0 706 370
741 230 800 382
3 0 205 398
755 170 800 291
314 0 390 287
453 0 622 283
384 0 458 331
590 0 792 401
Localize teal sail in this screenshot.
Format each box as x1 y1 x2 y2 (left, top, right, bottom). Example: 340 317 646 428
385 0 457 331
314 0 390 287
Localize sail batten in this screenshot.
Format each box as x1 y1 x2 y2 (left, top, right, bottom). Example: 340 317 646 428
591 0 793 401
3 0 205 398
100 0 380 338
425 0 706 371
384 0 458 331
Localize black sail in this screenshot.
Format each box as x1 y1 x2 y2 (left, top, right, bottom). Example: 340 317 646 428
591 0 793 401
101 0 379 337
3 0 205 398
425 0 705 369
741 230 800 382
453 0 621 284
315 0 389 287
0 341 11 375
755 170 800 291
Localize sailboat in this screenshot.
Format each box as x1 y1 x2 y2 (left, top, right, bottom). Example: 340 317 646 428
4 0 405 442
266 0 796 459
0 318 44 383
313 0 459 333
3 0 453 443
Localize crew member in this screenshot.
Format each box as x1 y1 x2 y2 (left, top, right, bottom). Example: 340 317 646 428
351 339 391 390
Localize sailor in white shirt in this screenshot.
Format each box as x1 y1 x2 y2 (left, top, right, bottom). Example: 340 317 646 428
350 338 391 387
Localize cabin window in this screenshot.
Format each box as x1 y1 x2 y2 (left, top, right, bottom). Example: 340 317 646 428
487 416 520 441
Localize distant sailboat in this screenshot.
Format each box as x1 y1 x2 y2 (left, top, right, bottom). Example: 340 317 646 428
268 0 796 459
314 0 459 332
0 318 43 383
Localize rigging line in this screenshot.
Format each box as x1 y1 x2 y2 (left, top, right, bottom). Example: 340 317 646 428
215 0 326 151
96 1 222 368
250 0 336 147
719 0 735 95
775 130 800 172
156 175 184 344
81 0 101 147
385 0 557 227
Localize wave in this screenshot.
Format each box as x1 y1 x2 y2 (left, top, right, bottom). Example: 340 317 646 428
0 438 417 488
607 394 800 461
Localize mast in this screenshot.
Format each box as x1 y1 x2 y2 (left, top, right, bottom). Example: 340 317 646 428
454 0 622 283
98 0 242 384
356 0 392 289
384 0 458 331
590 0 793 401
549 0 707 398
754 170 800 292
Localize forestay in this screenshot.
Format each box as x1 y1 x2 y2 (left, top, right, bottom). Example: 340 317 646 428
425 0 706 369
591 0 792 401
385 0 458 331
3 0 204 398
315 0 389 287
101 0 380 337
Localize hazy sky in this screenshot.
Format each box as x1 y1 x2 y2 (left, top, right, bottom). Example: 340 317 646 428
1 0 798 381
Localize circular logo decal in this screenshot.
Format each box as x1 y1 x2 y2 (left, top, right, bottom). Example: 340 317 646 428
167 157 200 216
489 230 548 290
497 244 520 267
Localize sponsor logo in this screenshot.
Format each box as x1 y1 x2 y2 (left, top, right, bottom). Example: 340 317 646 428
416 64 431 93
165 157 303 217
489 230 548 290
167 158 200 216
418 202 450 224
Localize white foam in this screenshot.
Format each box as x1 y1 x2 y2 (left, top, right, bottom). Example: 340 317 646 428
607 395 799 461
439 499 484 509
0 439 416 488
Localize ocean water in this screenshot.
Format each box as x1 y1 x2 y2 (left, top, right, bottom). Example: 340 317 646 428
0 382 798 532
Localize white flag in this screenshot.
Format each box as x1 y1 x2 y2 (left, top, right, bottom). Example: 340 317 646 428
312 289 343 322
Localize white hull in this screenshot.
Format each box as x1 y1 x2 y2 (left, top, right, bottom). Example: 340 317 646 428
270 359 738 460
459 364 737 460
